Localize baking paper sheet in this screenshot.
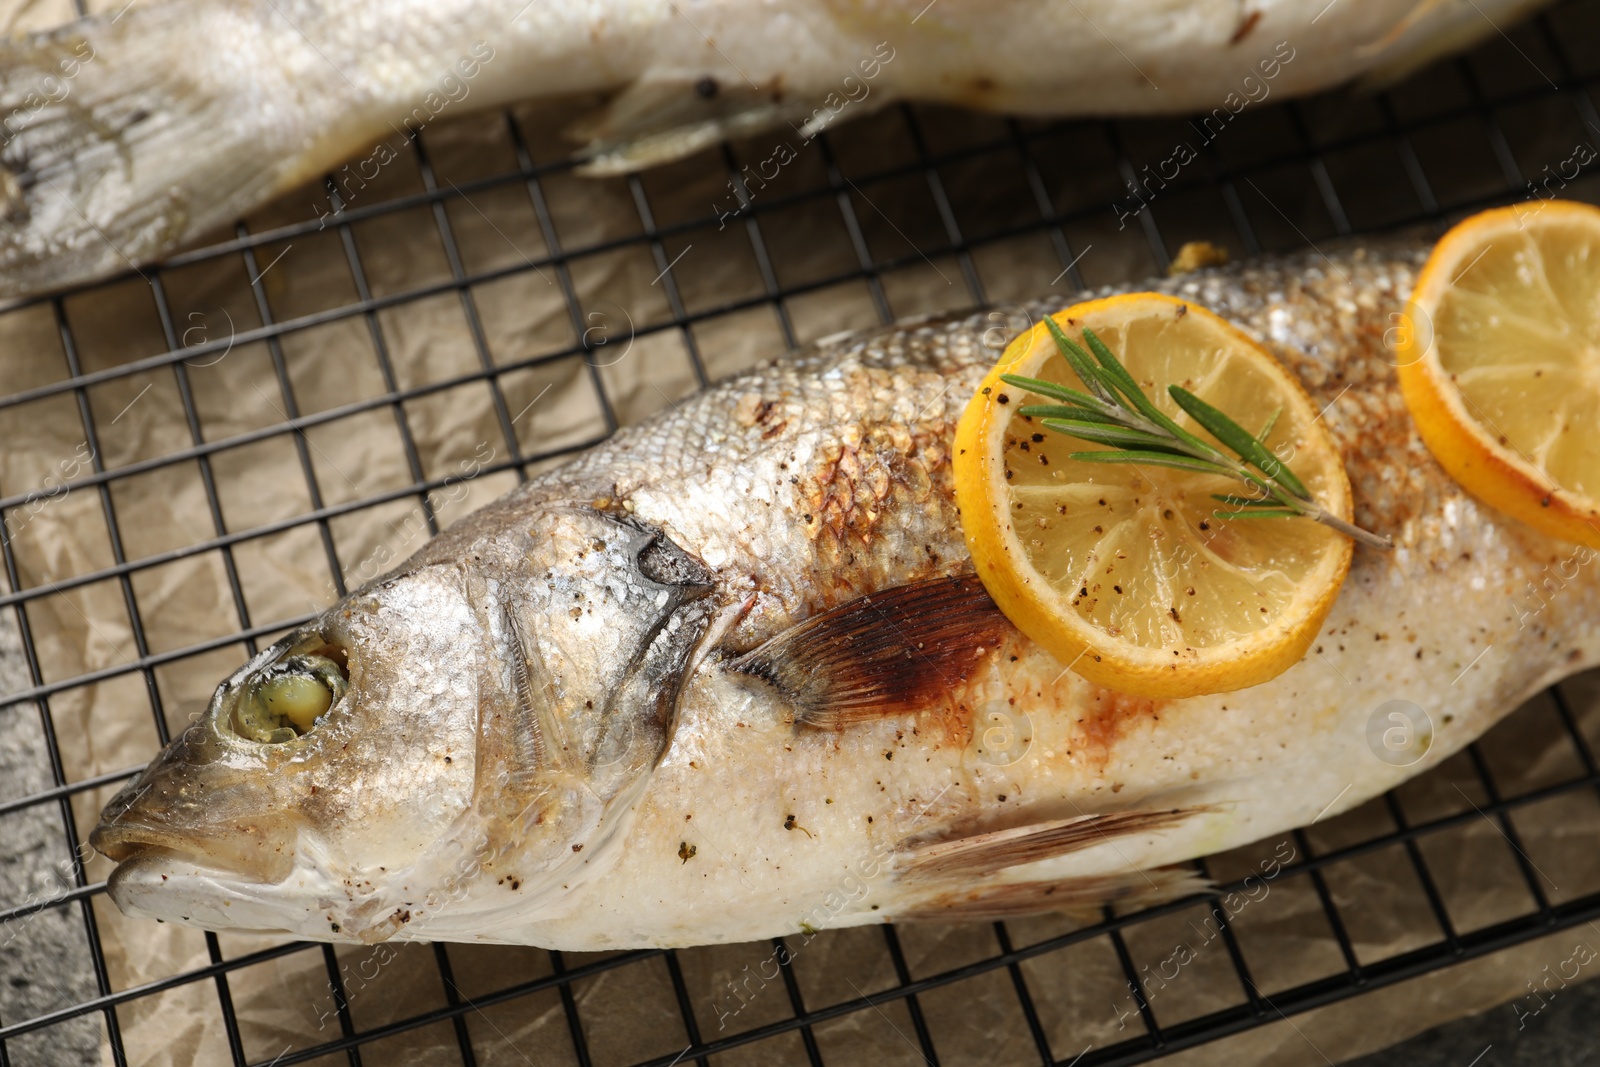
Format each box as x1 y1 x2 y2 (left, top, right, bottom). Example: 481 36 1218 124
2 1 1600 1062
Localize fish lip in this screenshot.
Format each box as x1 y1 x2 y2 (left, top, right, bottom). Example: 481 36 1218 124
91 823 221 867
91 822 289 884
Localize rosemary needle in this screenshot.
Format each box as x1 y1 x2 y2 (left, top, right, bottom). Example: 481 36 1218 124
1001 322 1393 550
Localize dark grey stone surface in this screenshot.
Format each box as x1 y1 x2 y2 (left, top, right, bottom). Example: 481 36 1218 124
0 615 103 1066
1341 976 1600 1066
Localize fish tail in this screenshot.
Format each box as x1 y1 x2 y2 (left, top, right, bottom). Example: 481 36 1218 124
0 2 281 296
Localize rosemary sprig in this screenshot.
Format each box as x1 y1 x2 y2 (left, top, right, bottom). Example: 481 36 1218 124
1001 324 1393 550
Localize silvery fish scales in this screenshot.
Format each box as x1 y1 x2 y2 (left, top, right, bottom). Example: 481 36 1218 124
91 243 1600 949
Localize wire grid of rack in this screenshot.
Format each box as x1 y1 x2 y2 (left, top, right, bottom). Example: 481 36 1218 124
2 2 1600 1064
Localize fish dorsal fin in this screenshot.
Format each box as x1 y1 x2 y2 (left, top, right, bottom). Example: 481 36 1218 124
903 866 1210 921
726 575 1013 727
898 809 1211 881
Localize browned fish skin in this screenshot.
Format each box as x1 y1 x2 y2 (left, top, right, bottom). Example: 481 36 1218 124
94 242 1600 949
415 243 1434 652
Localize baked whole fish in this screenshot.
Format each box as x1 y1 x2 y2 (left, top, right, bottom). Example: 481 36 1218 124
89 240 1600 950
0 0 1548 296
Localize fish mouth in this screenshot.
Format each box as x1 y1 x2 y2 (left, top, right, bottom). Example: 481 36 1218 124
96 820 338 941
93 820 297 885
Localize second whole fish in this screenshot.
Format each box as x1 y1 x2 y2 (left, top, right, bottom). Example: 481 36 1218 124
89 239 1600 949
0 0 1550 295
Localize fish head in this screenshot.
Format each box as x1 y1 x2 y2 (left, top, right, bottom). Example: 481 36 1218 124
91 501 717 942
90 561 486 938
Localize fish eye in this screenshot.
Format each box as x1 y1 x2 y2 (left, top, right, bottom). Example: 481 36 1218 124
231 645 349 744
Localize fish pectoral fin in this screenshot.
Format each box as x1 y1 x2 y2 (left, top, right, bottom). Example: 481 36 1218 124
567 74 822 177
897 808 1213 881
902 866 1211 922
725 574 1014 728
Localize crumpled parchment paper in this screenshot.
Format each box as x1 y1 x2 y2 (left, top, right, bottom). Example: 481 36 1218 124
2 0 1600 1062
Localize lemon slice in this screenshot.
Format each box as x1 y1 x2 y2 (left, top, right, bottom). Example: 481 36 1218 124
1396 200 1600 548
954 293 1355 698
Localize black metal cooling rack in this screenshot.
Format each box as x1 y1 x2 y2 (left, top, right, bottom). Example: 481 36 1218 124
3 2 1600 1064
